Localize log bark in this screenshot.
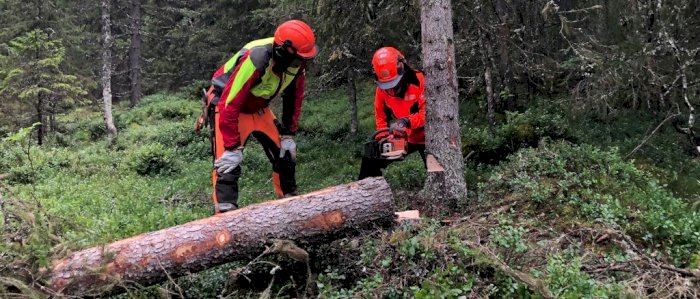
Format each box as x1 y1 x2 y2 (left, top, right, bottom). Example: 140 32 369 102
49 177 394 297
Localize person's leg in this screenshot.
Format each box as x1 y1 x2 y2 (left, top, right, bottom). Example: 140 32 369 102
252 108 297 197
213 167 240 212
358 140 395 180
358 157 394 180
212 112 254 213
407 143 427 167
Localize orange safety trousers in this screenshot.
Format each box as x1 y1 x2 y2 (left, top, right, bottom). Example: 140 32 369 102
208 87 296 213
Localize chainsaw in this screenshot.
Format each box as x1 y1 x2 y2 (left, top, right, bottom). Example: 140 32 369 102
363 128 409 161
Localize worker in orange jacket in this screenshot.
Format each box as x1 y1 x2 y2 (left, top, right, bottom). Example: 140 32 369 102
203 20 318 213
359 47 426 179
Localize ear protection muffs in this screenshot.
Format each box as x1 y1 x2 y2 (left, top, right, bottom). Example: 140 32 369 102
274 40 297 59
273 40 300 73
396 57 406 76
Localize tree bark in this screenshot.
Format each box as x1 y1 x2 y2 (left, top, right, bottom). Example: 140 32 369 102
347 66 358 135
420 0 468 208
129 0 142 108
101 0 117 137
49 177 394 297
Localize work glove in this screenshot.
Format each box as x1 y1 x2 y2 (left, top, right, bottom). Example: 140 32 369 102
390 118 409 135
375 130 390 140
279 135 297 162
214 149 243 174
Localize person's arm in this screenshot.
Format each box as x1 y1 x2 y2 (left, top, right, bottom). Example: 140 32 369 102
281 67 306 135
406 94 425 129
218 51 265 149
405 73 426 129
374 88 390 130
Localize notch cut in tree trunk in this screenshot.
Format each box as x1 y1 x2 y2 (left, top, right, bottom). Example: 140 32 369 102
424 154 452 209
426 154 445 173
48 177 394 297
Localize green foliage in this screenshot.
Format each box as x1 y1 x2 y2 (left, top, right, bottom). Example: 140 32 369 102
545 254 625 299
1 123 41 143
410 264 475 299
462 107 571 164
0 123 45 184
481 140 700 265
124 143 180 176
570 110 700 198
490 218 529 254
118 94 200 125
0 29 87 132
2 78 698 298
0 194 69 296
113 121 209 159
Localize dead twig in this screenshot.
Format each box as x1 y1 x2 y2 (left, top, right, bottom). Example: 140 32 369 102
156 257 185 299
625 111 681 159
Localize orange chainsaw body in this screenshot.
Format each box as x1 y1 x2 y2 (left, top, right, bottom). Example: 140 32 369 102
364 128 409 161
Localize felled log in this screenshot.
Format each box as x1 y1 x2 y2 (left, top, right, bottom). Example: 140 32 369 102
49 177 394 297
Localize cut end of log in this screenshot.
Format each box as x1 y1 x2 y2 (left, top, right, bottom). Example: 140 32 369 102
394 210 420 224
426 154 445 173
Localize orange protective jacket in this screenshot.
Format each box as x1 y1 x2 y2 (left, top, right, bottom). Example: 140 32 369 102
374 70 425 144
211 38 305 150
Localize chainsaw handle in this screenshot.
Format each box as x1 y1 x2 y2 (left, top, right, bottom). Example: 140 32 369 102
371 128 408 140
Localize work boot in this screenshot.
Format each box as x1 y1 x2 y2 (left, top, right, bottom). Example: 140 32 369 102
283 192 297 198
217 202 236 213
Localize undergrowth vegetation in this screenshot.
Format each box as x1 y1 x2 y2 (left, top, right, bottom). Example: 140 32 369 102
1 82 698 298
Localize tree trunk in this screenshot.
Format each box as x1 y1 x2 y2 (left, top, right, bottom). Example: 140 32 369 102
48 100 55 134
420 0 468 208
35 31 43 145
494 0 515 110
129 0 142 108
347 66 358 135
101 0 117 137
49 177 394 297
36 95 43 145
479 29 497 133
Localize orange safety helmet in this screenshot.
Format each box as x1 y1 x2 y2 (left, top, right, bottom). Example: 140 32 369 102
274 20 319 59
372 47 406 90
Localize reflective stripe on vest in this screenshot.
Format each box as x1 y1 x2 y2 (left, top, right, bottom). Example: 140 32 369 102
250 63 300 99
219 37 301 104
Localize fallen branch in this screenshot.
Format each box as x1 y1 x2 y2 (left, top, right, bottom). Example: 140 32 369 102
572 228 700 279
625 111 681 159
464 240 556 299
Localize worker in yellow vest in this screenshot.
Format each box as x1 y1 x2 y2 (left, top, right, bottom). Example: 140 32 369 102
203 20 318 213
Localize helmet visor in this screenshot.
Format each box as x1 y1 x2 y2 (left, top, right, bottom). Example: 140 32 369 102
376 73 403 90
296 45 319 60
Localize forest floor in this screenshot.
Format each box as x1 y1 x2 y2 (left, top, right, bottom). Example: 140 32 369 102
1 81 699 298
